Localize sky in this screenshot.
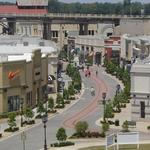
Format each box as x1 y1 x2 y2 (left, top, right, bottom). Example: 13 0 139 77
0 0 148 3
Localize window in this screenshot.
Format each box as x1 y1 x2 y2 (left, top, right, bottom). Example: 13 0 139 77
8 95 20 112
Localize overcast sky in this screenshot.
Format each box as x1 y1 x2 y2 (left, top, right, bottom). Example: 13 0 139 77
0 0 148 3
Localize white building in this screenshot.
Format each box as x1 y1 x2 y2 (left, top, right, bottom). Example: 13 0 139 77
130 56 150 121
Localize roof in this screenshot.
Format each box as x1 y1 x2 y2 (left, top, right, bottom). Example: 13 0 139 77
16 0 48 6
0 5 47 14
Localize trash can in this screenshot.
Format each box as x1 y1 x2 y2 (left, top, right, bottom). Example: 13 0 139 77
115 119 119 126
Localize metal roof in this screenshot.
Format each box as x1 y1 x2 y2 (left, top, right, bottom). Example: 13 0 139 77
0 5 47 14
16 0 48 7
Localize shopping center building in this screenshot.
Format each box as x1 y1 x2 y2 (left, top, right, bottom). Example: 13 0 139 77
0 35 57 113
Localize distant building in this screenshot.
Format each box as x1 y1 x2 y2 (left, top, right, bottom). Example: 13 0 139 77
104 36 121 63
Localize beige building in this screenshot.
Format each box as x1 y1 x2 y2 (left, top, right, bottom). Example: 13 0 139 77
117 19 150 36
0 35 58 113
0 49 47 113
130 57 150 121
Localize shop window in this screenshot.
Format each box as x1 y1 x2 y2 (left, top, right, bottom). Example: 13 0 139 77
7 95 20 112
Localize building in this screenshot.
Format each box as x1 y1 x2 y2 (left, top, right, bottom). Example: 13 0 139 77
104 36 121 63
121 34 150 68
0 35 57 113
130 57 150 121
116 19 150 36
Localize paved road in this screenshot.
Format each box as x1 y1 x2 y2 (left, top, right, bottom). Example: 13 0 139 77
0 66 142 150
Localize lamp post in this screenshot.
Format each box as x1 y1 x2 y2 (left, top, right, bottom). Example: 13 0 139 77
42 114 48 150
45 89 48 114
116 84 120 96
102 92 106 122
20 98 24 127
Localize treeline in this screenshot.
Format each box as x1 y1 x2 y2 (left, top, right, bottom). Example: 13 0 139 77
48 0 150 15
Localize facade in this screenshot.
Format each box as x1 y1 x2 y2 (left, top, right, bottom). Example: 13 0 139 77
74 35 106 65
0 49 47 113
0 35 58 113
130 57 150 121
104 36 121 63
119 19 150 36
121 34 150 66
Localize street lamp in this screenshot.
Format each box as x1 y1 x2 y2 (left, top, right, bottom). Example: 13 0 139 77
20 98 24 127
116 84 120 96
44 89 48 114
42 114 48 150
102 92 106 122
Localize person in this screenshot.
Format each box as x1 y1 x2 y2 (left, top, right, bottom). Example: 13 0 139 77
96 70 98 76
90 87 95 96
88 71 91 77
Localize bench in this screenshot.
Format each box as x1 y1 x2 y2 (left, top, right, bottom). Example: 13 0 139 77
127 121 136 128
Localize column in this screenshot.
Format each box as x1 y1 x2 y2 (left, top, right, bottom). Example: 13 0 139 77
43 20 51 40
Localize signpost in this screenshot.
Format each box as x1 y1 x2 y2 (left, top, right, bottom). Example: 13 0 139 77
117 132 139 150
21 131 26 150
106 134 116 150
106 132 139 150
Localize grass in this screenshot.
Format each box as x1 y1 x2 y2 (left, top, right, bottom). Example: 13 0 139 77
79 144 150 150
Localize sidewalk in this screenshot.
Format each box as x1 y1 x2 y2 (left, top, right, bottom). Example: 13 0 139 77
95 66 150 133
0 82 85 140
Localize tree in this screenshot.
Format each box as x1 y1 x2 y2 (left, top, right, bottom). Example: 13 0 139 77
56 127 67 142
48 97 54 111
68 84 75 96
37 101 46 115
105 102 114 120
63 89 69 100
56 93 64 107
101 122 109 137
75 121 88 137
7 112 17 130
24 107 34 122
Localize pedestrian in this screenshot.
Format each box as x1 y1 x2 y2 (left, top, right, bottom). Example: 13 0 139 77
82 65 84 72
88 71 91 77
96 70 98 76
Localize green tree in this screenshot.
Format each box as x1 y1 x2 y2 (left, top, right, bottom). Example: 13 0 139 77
56 93 64 107
68 84 75 96
63 89 69 100
7 112 17 130
56 127 67 142
105 102 114 120
24 107 34 122
37 101 46 115
48 97 54 111
75 121 88 137
101 122 109 137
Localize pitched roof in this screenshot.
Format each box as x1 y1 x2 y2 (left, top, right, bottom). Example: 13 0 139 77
16 0 48 6
0 5 47 14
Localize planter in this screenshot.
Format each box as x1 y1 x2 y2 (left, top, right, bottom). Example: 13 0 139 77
4 127 19 132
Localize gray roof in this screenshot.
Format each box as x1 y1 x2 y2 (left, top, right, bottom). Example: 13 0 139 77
17 0 48 6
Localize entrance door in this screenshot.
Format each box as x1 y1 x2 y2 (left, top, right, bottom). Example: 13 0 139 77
140 101 145 118
95 52 101 65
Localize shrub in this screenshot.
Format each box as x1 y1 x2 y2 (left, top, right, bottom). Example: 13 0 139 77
55 105 65 109
56 128 67 142
122 120 129 132
47 109 57 113
24 107 34 123
64 100 71 104
7 112 17 130
75 121 89 137
147 126 150 130
51 141 74 147
23 120 35 125
69 96 75 100
4 127 19 132
48 97 54 111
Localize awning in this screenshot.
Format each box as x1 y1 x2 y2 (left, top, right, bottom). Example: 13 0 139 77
48 75 56 81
